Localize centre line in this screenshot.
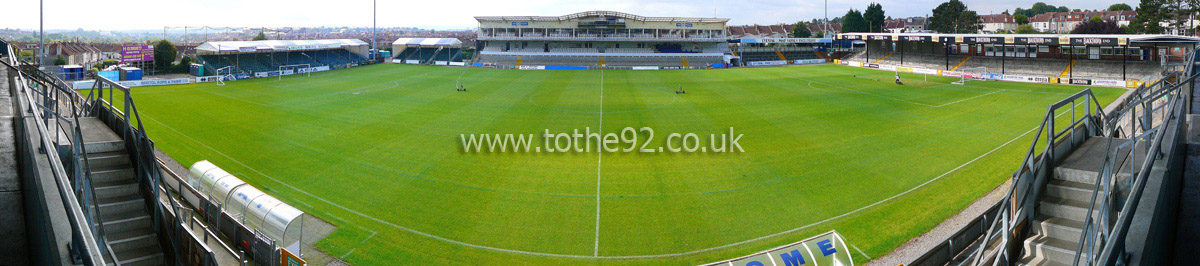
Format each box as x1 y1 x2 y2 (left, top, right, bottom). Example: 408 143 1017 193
594 69 604 257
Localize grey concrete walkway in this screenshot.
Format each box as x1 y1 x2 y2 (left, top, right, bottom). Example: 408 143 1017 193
0 57 30 264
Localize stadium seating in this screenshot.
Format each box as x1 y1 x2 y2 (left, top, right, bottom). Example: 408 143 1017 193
197 49 368 75
858 51 1165 81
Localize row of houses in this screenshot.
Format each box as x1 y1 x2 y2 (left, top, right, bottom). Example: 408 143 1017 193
1028 11 1137 33
728 10 1140 39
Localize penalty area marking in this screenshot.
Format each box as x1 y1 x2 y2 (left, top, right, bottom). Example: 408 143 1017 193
142 95 1085 260
341 227 379 259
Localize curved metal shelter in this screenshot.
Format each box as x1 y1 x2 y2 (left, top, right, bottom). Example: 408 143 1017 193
189 160 304 255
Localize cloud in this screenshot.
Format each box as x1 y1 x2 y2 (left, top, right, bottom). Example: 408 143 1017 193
1 0 1136 30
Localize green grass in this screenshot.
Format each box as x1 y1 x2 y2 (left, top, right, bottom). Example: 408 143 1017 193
122 64 1124 265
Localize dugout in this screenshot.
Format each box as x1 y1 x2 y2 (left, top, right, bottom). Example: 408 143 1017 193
189 160 304 256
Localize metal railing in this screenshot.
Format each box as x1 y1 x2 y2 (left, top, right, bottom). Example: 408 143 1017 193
964 87 1108 266
959 47 1197 266
86 74 225 266
2 42 110 265
1070 49 1197 266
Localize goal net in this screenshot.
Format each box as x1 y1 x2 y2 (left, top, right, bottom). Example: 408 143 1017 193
279 64 311 80
952 67 987 85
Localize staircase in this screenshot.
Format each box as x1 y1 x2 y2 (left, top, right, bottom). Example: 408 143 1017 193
425 47 444 64
951 56 972 71
873 52 893 64
69 117 165 266
813 51 827 60
776 51 787 61
1060 60 1076 78
1017 137 1139 266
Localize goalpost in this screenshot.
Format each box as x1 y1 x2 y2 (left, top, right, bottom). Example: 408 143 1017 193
952 67 987 85
279 64 312 81
215 66 234 86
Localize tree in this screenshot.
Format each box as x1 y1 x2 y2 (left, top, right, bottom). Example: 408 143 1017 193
1130 0 1165 34
1015 14 1030 25
253 31 267 41
1071 20 1124 34
841 9 869 32
864 3 886 32
1091 16 1104 23
1108 3 1133 11
1016 24 1039 34
791 22 812 38
53 55 66 65
930 0 980 33
1014 2 1066 17
153 39 178 71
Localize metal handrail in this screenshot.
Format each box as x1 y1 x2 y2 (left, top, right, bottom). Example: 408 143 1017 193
965 88 1107 266
87 76 187 265
15 60 119 265
159 157 238 263
1 44 107 265
1071 56 1198 266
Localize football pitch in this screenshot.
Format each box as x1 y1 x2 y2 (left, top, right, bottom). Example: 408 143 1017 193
126 64 1124 265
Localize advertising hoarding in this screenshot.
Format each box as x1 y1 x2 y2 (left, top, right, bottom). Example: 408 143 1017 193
121 45 154 63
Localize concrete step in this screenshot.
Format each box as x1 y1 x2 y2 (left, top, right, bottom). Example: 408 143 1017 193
114 245 164 266
88 164 135 183
1045 179 1103 203
1038 196 1094 222
98 194 145 214
100 209 151 234
86 151 130 168
57 117 126 153
1052 167 1101 187
82 140 126 154
93 179 139 199
1053 137 1133 184
1033 214 1086 243
1016 255 1073 266
106 227 158 253
1022 235 1080 265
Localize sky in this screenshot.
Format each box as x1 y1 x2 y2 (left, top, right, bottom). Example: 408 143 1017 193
2 0 1135 31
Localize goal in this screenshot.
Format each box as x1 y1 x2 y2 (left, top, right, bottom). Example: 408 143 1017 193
215 66 235 86
952 67 987 85
279 64 311 80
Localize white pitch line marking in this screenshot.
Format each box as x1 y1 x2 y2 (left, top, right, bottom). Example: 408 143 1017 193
932 89 1003 107
341 228 378 259
594 69 604 257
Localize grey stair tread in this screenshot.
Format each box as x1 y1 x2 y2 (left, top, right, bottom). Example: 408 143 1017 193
93 179 139 188
89 164 134 175
1042 196 1091 210
1026 235 1080 252
1047 179 1095 191
75 117 124 143
86 151 131 166
1055 137 1131 173
1017 255 1073 266
101 208 149 223
1035 214 1086 230
88 150 129 158
106 227 155 243
114 245 163 263
97 193 142 205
